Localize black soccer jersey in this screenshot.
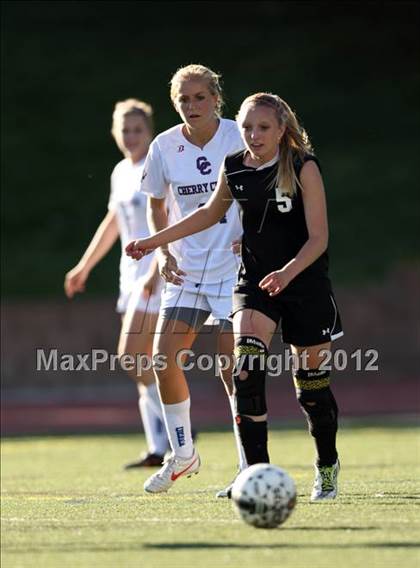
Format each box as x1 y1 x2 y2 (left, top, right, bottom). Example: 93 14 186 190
224 149 330 292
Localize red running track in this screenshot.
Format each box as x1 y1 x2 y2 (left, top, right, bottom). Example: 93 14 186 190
2 378 419 435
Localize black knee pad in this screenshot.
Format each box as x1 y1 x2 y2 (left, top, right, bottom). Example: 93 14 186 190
294 368 338 436
233 336 268 416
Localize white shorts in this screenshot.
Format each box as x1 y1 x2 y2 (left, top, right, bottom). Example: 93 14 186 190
160 277 236 322
117 276 163 315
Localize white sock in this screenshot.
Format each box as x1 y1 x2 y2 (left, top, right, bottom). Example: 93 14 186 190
138 384 168 456
162 398 194 459
229 395 248 471
141 383 165 423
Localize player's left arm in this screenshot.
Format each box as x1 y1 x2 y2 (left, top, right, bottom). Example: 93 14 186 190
260 160 328 295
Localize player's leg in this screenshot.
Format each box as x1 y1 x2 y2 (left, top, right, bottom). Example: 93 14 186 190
142 286 210 493
291 343 340 501
214 321 248 497
118 297 168 468
152 313 200 449
208 279 251 497
284 288 343 501
207 278 238 400
232 308 277 465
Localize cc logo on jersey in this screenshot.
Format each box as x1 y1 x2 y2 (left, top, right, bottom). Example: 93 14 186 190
196 156 212 175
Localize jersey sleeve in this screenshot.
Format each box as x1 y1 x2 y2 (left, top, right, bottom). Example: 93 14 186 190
294 154 322 179
140 139 169 199
221 154 233 196
222 154 230 176
232 124 245 153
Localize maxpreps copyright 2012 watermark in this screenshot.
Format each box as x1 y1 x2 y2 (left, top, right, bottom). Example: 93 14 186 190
36 348 379 375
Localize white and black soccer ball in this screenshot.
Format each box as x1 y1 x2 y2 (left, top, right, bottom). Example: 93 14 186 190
231 463 297 529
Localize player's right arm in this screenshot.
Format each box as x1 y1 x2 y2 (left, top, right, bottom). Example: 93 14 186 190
64 211 119 298
141 137 189 285
126 165 232 261
147 196 171 261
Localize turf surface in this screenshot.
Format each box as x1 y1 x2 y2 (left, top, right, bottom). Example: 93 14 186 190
2 425 420 567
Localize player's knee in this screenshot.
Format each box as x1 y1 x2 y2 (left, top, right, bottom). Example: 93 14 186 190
233 336 268 417
152 363 170 386
118 323 150 360
294 368 338 435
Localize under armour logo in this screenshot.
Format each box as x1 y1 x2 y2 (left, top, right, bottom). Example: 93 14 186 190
177 145 184 153
196 156 212 175
235 185 244 191
322 328 330 336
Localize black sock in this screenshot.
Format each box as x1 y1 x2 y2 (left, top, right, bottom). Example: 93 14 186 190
314 430 338 467
237 416 269 464
307 391 338 467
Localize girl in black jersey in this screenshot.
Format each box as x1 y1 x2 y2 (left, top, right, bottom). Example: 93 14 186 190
126 92 343 502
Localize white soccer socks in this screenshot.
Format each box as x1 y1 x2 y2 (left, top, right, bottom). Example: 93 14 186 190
162 397 194 460
138 383 168 457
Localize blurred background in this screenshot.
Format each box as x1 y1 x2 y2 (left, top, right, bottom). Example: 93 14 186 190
1 1 419 435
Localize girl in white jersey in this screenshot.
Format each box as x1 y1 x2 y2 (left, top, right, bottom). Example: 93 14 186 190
138 64 247 494
64 99 168 468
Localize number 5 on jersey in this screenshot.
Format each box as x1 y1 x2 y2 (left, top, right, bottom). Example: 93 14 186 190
275 187 292 213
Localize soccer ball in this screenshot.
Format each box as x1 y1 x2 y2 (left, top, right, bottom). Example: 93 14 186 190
231 463 297 529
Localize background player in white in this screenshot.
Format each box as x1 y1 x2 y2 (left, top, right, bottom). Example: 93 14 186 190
137 64 247 493
64 99 168 468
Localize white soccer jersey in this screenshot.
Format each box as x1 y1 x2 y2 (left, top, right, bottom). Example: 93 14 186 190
108 157 155 302
140 118 243 284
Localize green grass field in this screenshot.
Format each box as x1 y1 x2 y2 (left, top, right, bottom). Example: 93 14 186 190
2 425 420 568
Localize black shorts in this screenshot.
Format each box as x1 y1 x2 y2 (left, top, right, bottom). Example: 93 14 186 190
232 281 343 347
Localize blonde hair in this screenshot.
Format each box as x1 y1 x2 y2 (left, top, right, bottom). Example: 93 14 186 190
237 93 314 196
170 64 224 116
111 98 154 140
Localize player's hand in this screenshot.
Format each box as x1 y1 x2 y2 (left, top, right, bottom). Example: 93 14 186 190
158 251 186 286
231 239 242 255
64 266 89 299
259 269 291 296
125 239 155 260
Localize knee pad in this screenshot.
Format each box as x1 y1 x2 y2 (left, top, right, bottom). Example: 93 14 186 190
233 336 268 416
294 368 338 436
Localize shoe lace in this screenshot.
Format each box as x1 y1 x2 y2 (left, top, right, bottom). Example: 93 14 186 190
156 455 178 481
318 465 335 491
